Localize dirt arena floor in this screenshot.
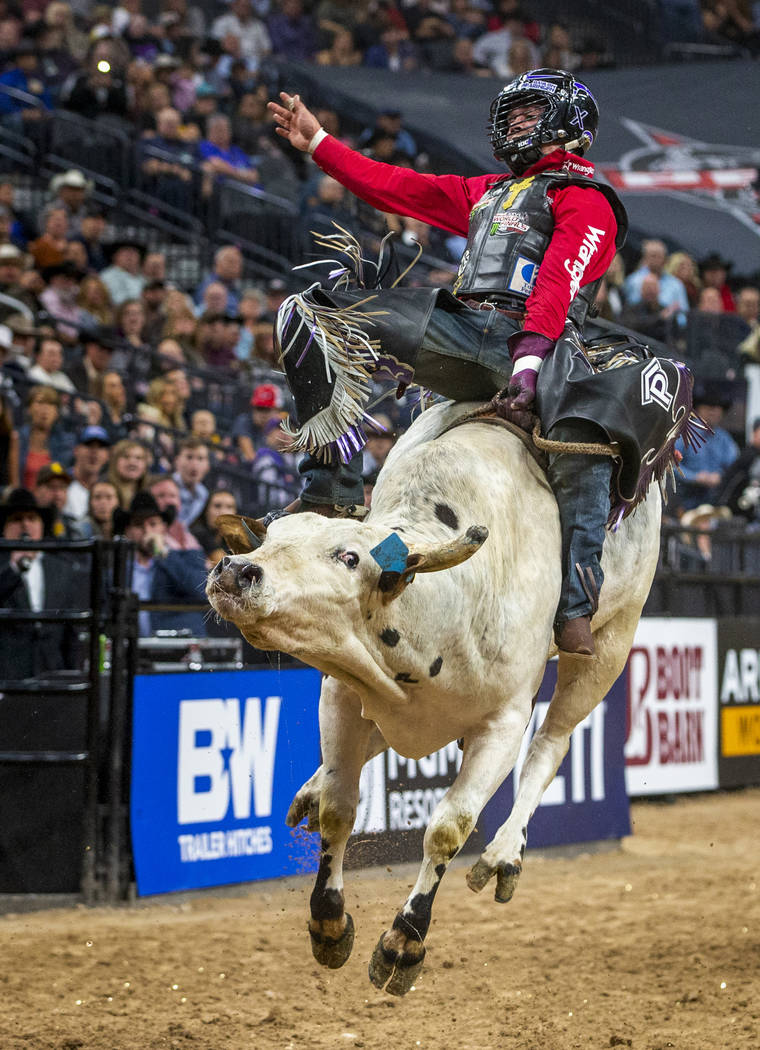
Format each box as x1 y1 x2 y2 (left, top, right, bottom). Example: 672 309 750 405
0 789 758 1050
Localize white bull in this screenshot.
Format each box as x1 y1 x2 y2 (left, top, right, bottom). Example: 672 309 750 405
206 401 661 996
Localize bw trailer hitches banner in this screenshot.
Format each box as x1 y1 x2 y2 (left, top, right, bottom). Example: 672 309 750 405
718 618 760 788
130 669 322 896
625 618 719 796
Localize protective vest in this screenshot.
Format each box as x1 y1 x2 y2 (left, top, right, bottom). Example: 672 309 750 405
453 170 628 325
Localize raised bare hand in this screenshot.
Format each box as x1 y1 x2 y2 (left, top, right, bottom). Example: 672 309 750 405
267 92 321 153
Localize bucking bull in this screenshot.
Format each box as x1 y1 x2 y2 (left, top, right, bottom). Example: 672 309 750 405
206 401 661 996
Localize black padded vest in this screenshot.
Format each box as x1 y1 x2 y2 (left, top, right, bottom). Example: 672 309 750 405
453 170 628 326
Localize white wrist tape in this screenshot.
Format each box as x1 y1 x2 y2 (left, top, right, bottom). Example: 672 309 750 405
307 128 328 155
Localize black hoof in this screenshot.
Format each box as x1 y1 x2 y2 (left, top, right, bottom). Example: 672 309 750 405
368 934 425 996
494 862 522 903
309 912 355 969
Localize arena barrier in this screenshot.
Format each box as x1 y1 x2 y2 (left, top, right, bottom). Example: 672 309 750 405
128 616 760 898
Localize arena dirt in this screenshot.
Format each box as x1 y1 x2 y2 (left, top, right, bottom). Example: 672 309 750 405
1 789 758 1050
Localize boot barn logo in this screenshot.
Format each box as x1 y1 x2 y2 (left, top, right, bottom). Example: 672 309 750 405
625 619 718 795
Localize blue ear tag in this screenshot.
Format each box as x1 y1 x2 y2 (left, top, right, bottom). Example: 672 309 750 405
369 532 409 574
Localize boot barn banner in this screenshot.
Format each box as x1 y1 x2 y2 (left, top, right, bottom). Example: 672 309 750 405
624 618 719 796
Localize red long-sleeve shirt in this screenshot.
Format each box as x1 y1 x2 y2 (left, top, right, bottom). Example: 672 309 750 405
312 136 618 340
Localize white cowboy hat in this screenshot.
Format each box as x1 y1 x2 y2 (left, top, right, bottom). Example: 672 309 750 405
49 169 94 194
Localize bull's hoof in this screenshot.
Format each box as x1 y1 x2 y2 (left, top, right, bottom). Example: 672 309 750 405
494 862 522 903
368 933 425 996
286 793 320 831
466 858 522 902
309 912 355 969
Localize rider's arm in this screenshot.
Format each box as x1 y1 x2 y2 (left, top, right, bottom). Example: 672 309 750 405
523 184 618 340
312 134 497 237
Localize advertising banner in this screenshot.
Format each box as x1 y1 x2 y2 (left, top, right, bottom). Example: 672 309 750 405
625 619 718 796
351 661 631 861
130 669 322 896
717 618 760 788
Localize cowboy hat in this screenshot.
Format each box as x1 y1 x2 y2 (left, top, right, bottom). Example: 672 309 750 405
49 169 94 195
0 488 55 533
112 490 171 535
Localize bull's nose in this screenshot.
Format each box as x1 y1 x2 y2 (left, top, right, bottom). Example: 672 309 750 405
238 561 263 586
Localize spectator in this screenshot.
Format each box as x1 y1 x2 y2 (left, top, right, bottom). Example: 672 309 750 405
622 239 689 321
162 0 206 39
162 291 200 360
362 413 394 476
100 239 146 307
154 337 187 372
184 80 220 140
113 491 207 637
140 106 195 211
363 26 419 71
77 274 114 328
194 245 244 314
0 374 19 489
101 370 130 441
665 250 701 309
438 36 491 76
316 28 363 66
116 298 148 354
0 38 52 132
60 43 129 120
233 287 266 361
199 113 259 194
196 280 230 319
63 425 112 522
232 382 284 460
18 386 74 489
39 259 89 345
472 13 539 78
699 252 736 312
620 274 680 342
27 334 77 394
107 437 152 509
358 110 417 160
4 314 38 374
147 473 202 551
137 376 188 432
261 277 289 322
190 487 238 565
172 437 211 524
0 488 82 680
251 417 298 509
41 170 93 238
72 205 109 273
190 409 219 445
697 286 724 313
737 286 760 363
675 385 740 510
196 312 240 370
211 0 272 68
446 0 487 40
303 174 355 237
29 209 69 270
86 478 119 539
505 38 536 76
66 327 116 401
715 417 760 520
541 23 580 70
268 0 318 61
34 461 88 539
142 280 167 346
0 244 33 314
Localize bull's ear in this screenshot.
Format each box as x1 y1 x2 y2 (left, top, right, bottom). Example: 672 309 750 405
216 514 267 555
375 525 488 602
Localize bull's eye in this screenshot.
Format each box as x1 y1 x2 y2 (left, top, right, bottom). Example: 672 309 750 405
338 550 360 569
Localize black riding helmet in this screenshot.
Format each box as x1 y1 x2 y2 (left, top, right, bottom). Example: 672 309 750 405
488 68 600 175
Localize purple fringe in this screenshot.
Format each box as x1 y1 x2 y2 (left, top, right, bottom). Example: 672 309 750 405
323 423 368 464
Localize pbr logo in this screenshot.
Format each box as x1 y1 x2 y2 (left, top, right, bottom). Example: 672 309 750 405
640 359 673 412
600 119 760 236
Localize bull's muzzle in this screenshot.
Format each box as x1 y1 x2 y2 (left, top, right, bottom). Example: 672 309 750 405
212 555 264 594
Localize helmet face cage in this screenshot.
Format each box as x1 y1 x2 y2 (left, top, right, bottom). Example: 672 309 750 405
488 69 599 175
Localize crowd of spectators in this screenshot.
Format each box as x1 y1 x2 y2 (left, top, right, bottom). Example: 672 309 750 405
0 1 758 670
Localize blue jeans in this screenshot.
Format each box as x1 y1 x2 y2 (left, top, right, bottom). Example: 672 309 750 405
546 419 614 626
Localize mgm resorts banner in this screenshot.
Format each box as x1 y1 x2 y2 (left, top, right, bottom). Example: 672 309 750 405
717 618 760 788
350 661 630 861
625 619 719 796
131 669 322 896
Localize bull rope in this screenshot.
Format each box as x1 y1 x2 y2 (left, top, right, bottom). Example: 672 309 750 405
529 420 618 458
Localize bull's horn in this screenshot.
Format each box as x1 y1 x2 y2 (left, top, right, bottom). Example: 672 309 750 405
406 525 489 574
217 514 267 555
378 525 488 601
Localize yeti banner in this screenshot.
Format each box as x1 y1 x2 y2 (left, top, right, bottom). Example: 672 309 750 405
130 669 322 896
